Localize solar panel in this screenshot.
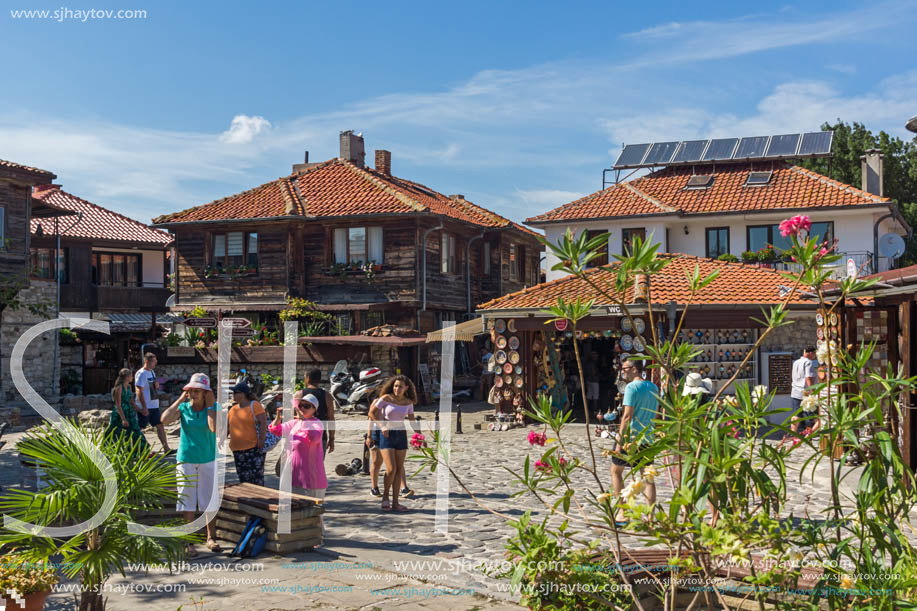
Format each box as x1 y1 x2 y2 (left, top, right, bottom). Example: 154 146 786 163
614 143 651 168
702 138 739 161
642 141 679 165
798 131 833 156
765 134 801 157
734 136 769 159
672 140 709 163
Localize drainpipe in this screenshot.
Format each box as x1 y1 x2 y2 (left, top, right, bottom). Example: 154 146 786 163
421 222 444 312
466 232 486 315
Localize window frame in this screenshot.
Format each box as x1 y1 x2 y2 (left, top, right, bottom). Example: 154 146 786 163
441 233 457 275
92 251 141 287
509 243 518 281
746 222 833 253
333 226 383 266
210 231 259 272
30 246 69 283
705 227 730 259
585 230 609 267
621 228 646 255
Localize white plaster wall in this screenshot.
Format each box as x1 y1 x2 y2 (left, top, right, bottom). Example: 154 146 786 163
92 247 166 287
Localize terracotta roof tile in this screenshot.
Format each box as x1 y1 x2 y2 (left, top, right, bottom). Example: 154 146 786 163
0 158 55 178
527 162 890 224
32 185 171 247
478 255 810 310
153 159 542 238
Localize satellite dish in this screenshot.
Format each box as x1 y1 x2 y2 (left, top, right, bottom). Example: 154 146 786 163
878 233 906 259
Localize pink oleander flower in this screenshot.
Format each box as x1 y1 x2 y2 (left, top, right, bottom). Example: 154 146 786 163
558 456 568 467
778 215 812 238
410 433 426 449
534 459 550 472
528 431 547 446
819 247 829 257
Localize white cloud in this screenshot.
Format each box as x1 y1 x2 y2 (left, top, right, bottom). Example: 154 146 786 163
219 115 272 144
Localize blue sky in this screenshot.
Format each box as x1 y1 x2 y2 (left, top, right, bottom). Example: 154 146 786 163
2 0 916 224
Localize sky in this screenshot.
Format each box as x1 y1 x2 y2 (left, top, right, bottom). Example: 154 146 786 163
2 0 916 225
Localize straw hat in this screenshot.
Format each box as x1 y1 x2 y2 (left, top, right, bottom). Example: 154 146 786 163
183 372 212 391
682 372 713 396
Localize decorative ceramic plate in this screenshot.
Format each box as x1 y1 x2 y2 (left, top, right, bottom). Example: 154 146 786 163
495 350 507 364
509 350 520 364
515 365 523 375
495 319 506 334
815 312 825 326
508 335 520 350
621 318 633 332
496 335 508 349
503 362 513 374
620 335 633 351
514 376 524 388
634 318 646 335
816 328 825 340
494 376 504 387
564 331 574 338
830 328 839 339
632 336 645 352
829 313 839 327
504 374 513 385
575 330 584 339
507 319 517 332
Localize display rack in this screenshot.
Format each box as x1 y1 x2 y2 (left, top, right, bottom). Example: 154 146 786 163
678 328 759 392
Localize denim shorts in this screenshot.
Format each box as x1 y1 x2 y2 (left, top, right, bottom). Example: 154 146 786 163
372 428 408 450
138 407 161 428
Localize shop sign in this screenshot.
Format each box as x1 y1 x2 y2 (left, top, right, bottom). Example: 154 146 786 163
554 319 568 332
606 305 623 315
231 327 255 338
846 258 857 280
221 317 251 328
185 317 216 328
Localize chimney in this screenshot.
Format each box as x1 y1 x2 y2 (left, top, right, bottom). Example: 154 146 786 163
861 149 884 197
292 151 319 173
375 150 392 175
339 130 365 167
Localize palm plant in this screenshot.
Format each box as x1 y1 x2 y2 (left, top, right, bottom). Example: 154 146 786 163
0 422 194 611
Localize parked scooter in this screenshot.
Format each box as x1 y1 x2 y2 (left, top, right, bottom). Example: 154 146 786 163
329 360 384 414
234 368 265 398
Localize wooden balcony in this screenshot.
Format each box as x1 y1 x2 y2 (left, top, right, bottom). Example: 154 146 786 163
61 283 172 311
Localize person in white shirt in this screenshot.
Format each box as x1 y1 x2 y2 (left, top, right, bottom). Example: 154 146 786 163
135 352 173 454
789 346 818 439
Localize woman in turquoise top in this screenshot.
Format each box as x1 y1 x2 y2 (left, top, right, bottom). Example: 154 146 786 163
161 372 220 556
106 368 148 454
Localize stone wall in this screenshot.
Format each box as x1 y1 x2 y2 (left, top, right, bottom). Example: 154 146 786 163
0 279 59 415
60 343 83 394
758 312 818 359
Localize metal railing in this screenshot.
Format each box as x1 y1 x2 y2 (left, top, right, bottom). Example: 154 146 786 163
769 251 873 279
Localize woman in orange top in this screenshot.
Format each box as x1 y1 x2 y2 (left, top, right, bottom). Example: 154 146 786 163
228 382 267 485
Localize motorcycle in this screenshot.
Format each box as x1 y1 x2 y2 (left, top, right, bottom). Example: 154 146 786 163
329 359 384 414
234 368 265 398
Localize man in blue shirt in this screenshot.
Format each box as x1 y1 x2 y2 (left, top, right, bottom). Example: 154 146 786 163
611 357 659 518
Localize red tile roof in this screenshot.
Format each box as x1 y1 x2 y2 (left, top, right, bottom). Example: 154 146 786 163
152 159 541 238
0 158 55 178
527 163 891 224
32 185 172 247
862 264 917 284
478 255 810 310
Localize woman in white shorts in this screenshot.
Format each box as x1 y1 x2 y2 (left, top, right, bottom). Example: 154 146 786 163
161 372 219 556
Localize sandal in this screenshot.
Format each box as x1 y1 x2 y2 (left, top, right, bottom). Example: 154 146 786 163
381 500 391 511
401 487 415 498
371 487 381 497
392 504 409 512
206 539 222 552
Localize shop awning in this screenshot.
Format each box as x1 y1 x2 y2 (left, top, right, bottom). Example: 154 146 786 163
303 335 427 347
97 312 184 332
426 318 484 343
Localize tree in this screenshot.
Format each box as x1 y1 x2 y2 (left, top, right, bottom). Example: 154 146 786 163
795 120 917 265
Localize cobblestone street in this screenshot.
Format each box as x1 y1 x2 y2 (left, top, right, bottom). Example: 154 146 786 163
2 402 912 610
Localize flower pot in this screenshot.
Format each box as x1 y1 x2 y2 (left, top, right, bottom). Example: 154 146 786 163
3 590 51 611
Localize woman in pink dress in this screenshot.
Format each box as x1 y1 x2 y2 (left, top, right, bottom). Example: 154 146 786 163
269 392 327 541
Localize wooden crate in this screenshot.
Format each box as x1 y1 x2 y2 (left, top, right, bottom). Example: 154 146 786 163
217 483 323 551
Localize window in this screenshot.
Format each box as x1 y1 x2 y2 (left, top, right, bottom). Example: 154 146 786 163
585 230 609 267
705 227 730 259
211 232 259 271
441 233 456 274
333 226 383 265
518 245 526 282
92 252 140 286
509 244 518 281
363 310 385 329
746 225 792 253
622 228 646 255
745 171 772 186
810 221 834 245
482 242 491 275
685 175 714 190
333 313 352 335
30 247 69 283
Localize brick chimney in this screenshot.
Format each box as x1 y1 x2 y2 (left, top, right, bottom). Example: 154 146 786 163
340 130 365 167
861 149 884 197
375 150 392 175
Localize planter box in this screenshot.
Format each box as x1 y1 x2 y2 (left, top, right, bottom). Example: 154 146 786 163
167 346 196 357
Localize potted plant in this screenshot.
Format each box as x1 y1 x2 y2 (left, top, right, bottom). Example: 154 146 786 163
0 557 58 611
717 253 739 263
202 265 219 279
0 423 192 611
740 251 757 264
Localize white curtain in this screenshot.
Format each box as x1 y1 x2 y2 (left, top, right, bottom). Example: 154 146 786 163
334 228 347 264
368 226 383 264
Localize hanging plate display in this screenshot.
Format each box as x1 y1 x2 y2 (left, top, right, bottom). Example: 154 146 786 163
508 335 520 350
494 376 504 388
495 319 506 334
564 330 574 338
495 350 507 364
575 330 584 339
604 329 613 338
829 313 839 327
620 334 633 351
503 388 513 399
621 318 633 332
496 335 508 349
507 319 517 333
816 328 825 340
509 350 520 364
619 352 631 361
515 365 523 375
514 376 524 388
815 312 825 326
830 327 839 339
504 374 513 386
634 318 646 335
632 336 645 352
503 362 513 374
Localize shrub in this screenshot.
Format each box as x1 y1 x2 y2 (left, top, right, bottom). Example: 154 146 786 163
717 253 739 263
